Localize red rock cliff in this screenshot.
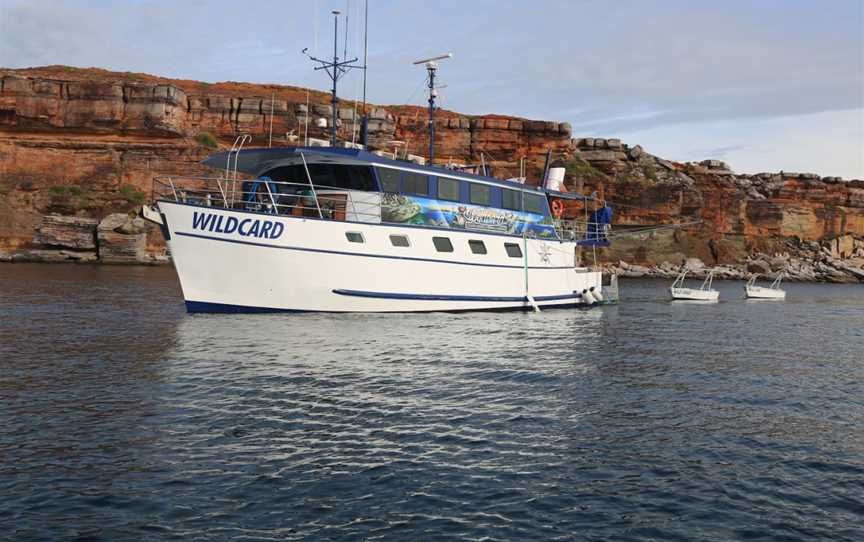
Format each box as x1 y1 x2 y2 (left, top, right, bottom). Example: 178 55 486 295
1 66 862 279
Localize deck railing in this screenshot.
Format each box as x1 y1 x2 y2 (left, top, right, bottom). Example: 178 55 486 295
151 176 382 223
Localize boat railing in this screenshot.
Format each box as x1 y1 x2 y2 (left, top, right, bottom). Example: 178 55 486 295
152 175 382 223
554 218 610 243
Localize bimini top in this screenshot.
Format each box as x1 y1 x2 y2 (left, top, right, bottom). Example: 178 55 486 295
202 146 550 194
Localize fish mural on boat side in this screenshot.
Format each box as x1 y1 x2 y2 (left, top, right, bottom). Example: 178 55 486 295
380 194 556 237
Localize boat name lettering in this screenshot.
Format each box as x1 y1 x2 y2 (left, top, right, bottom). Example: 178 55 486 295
192 211 284 239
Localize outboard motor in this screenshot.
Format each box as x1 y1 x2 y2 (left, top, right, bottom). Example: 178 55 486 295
581 288 597 305
589 286 604 303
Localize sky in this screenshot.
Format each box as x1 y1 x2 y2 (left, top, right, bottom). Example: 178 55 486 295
1 0 862 178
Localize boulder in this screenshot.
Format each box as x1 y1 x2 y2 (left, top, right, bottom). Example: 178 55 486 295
34 215 98 250
97 213 148 263
700 159 730 170
747 259 772 275
684 257 705 270
628 144 643 160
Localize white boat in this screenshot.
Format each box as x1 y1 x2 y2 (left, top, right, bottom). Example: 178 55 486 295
669 268 720 301
145 145 614 313
745 273 786 299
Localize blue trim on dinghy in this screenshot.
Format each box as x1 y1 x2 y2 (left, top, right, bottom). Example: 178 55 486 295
174 231 574 270
331 290 582 302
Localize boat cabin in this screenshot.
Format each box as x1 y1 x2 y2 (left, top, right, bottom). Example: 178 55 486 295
155 146 610 243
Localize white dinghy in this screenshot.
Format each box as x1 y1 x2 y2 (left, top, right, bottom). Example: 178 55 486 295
745 273 786 300
670 268 720 301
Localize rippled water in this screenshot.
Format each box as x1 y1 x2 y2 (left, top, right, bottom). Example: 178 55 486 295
1 264 863 541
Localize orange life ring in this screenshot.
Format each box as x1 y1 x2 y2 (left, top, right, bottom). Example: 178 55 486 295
551 198 565 218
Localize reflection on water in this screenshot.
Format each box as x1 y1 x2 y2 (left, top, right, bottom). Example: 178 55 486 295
1 265 863 541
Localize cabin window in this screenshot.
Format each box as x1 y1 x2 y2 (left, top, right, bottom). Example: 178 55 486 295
433 237 454 253
502 189 521 210
437 177 460 201
468 240 487 254
524 193 545 215
505 243 523 258
469 183 491 206
263 164 375 191
376 167 401 193
389 234 410 247
345 232 364 243
402 171 429 196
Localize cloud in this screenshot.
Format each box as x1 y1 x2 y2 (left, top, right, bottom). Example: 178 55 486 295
0 0 861 176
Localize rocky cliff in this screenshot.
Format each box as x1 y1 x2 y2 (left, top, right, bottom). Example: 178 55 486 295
1 66 862 281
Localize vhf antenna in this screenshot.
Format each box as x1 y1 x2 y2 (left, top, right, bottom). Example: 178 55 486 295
303 10 363 147
413 53 452 164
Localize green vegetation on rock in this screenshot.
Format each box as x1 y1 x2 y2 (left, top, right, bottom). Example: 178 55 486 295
49 185 84 197
195 131 219 149
119 184 146 205
563 156 604 179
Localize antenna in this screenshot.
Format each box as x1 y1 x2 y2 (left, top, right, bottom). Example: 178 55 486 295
360 0 369 147
303 10 364 147
413 52 452 164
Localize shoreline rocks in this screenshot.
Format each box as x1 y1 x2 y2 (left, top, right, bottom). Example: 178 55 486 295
605 235 864 283
3 213 168 265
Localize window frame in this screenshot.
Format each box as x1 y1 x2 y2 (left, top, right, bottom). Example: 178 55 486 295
469 183 492 206
523 192 545 215
389 234 411 248
432 236 454 253
345 231 365 243
436 177 461 202
402 171 429 196
468 239 487 255
504 242 523 258
376 167 401 193
502 188 522 211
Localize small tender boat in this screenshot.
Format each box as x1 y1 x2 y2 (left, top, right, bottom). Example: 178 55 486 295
745 273 786 300
669 268 719 301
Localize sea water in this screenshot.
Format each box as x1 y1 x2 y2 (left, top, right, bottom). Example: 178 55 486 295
1 264 862 540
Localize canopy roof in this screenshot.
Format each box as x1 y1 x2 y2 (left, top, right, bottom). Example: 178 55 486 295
202 146 593 197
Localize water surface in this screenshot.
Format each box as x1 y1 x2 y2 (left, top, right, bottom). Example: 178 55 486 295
1 265 862 540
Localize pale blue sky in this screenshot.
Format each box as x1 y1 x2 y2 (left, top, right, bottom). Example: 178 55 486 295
1 0 862 178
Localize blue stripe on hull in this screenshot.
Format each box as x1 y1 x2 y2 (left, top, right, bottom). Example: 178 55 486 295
185 300 306 313
331 289 581 302
185 293 589 314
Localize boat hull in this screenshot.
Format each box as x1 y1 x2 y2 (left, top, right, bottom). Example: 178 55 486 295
745 286 786 299
670 287 719 301
157 201 603 313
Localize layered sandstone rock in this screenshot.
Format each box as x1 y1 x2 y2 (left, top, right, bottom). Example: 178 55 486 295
1 66 862 280
33 215 97 250
97 213 148 263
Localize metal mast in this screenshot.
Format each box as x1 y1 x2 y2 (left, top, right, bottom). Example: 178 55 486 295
413 53 452 164
304 10 362 147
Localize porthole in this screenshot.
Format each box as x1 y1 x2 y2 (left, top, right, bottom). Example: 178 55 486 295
390 234 410 247
433 237 454 253
345 231 364 243
468 240 487 254
504 242 523 258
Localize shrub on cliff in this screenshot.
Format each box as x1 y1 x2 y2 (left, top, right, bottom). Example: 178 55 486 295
119 184 146 205
49 185 83 197
195 132 219 149
564 156 604 180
